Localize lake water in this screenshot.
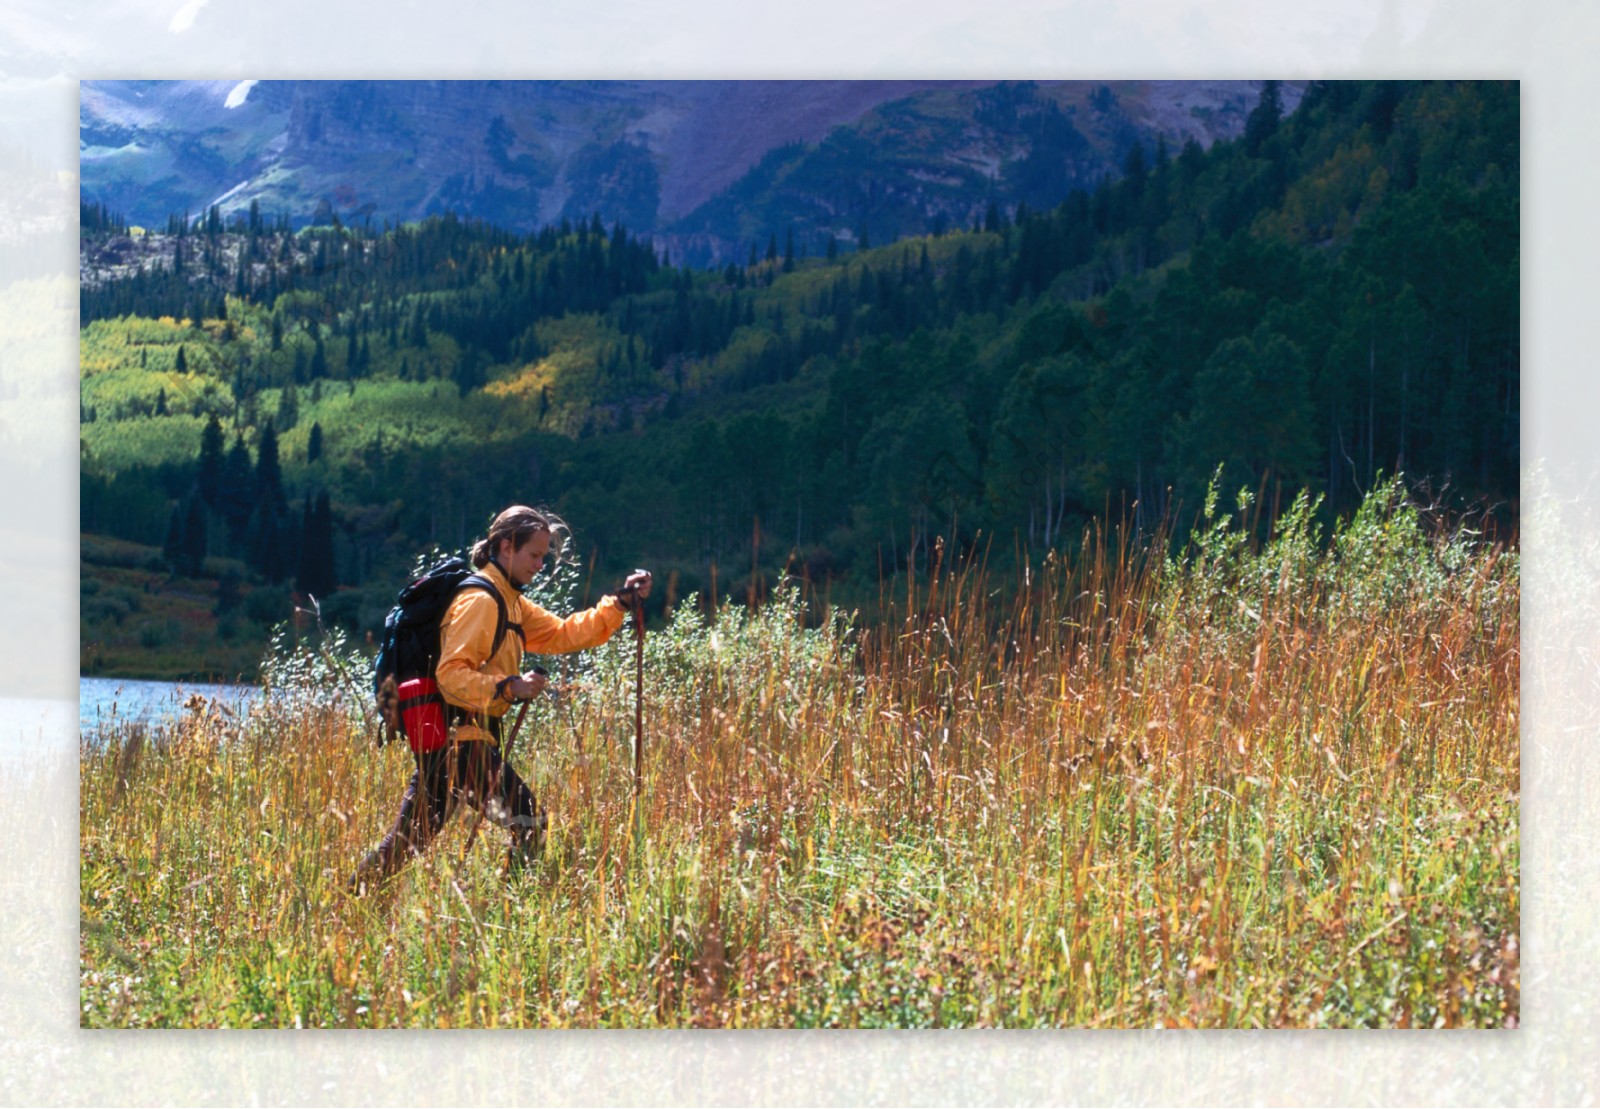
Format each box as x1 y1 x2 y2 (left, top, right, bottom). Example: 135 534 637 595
78 676 261 736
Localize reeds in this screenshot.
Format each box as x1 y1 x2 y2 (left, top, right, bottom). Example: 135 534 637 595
80 478 1518 1027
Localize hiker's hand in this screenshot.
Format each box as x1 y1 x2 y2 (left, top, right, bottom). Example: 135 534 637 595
505 671 547 701
615 570 652 609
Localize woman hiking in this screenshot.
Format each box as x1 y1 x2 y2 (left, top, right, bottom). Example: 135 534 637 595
352 504 650 890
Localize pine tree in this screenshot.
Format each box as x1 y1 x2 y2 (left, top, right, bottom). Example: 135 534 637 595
275 383 299 431
314 490 337 596
296 491 337 598
452 349 485 397
295 496 315 593
307 421 324 464
1244 80 1283 156
196 413 225 507
256 424 286 513
219 434 256 539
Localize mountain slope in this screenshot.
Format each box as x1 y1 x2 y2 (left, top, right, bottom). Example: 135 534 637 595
80 80 1294 264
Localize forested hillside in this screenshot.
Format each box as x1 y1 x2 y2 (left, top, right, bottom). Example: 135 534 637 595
79 80 1518 678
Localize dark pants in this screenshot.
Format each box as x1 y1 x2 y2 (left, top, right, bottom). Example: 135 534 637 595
361 740 546 881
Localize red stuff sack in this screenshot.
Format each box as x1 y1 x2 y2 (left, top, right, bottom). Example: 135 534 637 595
396 677 450 753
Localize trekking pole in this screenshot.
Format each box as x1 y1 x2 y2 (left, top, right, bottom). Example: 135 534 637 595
631 587 646 805
461 667 545 863
503 666 546 761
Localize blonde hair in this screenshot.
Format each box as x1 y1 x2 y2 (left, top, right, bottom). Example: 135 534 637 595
470 504 568 568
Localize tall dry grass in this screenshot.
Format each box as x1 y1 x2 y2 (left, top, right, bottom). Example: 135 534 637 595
80 478 1518 1027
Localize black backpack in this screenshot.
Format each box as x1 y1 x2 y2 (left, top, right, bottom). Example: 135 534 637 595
373 557 509 747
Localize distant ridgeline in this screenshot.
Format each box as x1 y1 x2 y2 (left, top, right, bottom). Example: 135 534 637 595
80 80 1518 653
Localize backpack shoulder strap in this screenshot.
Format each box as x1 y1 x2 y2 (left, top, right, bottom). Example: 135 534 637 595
459 573 512 654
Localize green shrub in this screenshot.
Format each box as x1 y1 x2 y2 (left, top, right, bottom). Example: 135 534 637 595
245 586 292 626
137 618 180 649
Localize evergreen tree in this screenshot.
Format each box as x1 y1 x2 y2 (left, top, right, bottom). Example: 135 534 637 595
296 491 337 598
295 495 314 591
314 490 338 596
1179 136 1206 183
1123 142 1148 198
307 421 324 464
219 434 256 539
1244 80 1284 156
275 382 299 431
255 424 286 513
452 349 486 397
196 413 225 507
248 501 284 582
310 335 328 380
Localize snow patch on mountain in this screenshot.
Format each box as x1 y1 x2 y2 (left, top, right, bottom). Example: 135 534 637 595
224 81 257 110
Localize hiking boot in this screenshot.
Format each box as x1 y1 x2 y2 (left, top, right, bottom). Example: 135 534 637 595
505 811 548 877
348 848 385 895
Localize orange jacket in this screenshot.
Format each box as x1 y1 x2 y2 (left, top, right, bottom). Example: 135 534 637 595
435 560 627 742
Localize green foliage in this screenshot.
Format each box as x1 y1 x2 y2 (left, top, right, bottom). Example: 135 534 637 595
579 587 855 720
258 619 371 724
1328 475 1481 618
80 81 1518 637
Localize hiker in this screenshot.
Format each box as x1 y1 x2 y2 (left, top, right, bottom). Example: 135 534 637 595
353 504 650 888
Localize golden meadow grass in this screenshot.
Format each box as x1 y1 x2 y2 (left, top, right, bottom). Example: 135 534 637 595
79 479 1518 1027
